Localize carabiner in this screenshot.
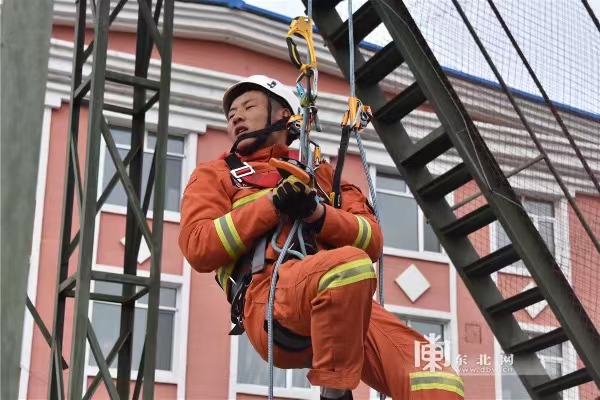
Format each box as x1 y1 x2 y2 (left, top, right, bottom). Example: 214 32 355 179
296 69 318 106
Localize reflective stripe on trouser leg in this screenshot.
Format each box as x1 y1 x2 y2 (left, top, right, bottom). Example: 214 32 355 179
318 257 376 294
409 371 464 397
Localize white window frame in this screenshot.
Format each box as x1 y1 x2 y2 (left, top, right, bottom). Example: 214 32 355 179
490 196 569 279
19 101 58 400
370 304 456 400
370 165 451 264
494 322 578 400
229 333 319 400
84 265 185 386
98 123 190 224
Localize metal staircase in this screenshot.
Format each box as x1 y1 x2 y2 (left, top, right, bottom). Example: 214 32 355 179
306 0 600 398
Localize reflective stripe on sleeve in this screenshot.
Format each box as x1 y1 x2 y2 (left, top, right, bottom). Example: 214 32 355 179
216 262 236 297
352 216 372 250
214 213 246 259
409 372 464 397
317 257 376 294
232 189 271 209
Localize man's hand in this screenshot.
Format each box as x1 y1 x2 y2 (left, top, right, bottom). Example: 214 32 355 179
272 175 320 220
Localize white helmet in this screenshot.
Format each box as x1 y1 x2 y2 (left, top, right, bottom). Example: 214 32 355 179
222 75 300 117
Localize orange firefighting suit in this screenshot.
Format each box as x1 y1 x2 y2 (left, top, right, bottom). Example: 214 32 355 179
179 143 464 399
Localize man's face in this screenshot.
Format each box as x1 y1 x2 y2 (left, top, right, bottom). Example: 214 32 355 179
226 90 288 153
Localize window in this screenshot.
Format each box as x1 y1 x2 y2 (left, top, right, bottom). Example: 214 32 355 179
101 127 185 213
376 173 441 253
237 334 310 389
398 316 445 341
494 198 555 271
395 314 447 348
500 331 565 400
88 281 178 372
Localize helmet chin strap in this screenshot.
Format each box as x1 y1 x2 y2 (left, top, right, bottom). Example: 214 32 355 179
229 117 288 156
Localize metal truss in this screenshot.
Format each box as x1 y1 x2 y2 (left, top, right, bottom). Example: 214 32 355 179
43 0 175 398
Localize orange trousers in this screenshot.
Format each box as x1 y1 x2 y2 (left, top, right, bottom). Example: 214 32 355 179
243 246 464 399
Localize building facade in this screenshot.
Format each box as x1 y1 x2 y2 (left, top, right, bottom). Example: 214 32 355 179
18 1 600 399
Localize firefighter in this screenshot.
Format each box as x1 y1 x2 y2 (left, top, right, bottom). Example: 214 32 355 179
179 75 464 399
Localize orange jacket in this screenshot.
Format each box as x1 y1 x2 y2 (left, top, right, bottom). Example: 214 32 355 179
179 143 383 291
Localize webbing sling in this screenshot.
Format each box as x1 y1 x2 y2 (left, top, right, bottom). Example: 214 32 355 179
331 124 351 208
225 152 282 189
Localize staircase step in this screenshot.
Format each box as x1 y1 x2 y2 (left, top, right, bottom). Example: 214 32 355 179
356 42 403 86
401 126 451 168
463 244 520 277
331 1 380 47
441 204 496 238
374 82 427 123
508 328 568 355
418 163 471 200
487 287 544 317
533 368 592 396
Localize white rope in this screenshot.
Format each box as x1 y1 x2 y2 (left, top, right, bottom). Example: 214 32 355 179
347 1 385 399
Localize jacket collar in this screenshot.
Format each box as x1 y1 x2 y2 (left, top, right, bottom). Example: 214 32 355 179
239 143 290 163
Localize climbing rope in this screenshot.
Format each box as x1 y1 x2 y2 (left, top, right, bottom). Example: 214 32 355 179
341 0 383 306
344 3 385 399
266 2 320 397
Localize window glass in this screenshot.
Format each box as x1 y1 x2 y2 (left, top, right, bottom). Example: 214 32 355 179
236 334 286 387
376 173 441 253
291 369 311 388
139 287 177 308
111 127 133 146
236 334 311 388
89 283 176 372
523 199 554 217
378 192 419 251
423 221 441 252
376 173 407 193
539 221 555 255
148 133 185 154
102 129 184 212
494 198 555 265
409 319 444 341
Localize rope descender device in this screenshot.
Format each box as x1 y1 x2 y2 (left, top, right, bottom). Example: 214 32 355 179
330 96 373 208
286 16 317 75
341 96 373 131
287 16 318 107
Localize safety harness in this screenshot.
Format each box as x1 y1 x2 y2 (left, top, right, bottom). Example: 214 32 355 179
221 158 314 351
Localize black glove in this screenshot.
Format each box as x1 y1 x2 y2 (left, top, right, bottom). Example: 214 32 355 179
272 176 318 220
